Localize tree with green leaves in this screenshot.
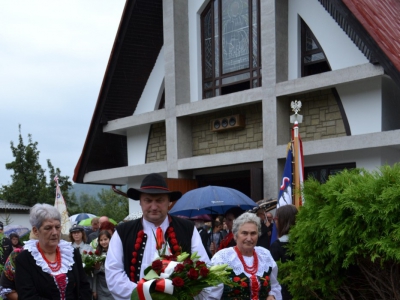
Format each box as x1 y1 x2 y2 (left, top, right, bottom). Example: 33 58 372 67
97 189 128 223
0 125 73 207
280 164 400 299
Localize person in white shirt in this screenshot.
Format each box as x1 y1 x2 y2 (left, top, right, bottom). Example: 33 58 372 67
105 173 221 300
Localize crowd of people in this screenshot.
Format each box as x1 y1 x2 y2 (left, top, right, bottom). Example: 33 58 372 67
0 173 299 299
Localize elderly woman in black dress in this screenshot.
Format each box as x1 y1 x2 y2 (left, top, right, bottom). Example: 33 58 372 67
15 203 91 299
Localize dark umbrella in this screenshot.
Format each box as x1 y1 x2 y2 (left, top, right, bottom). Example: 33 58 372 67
169 185 258 217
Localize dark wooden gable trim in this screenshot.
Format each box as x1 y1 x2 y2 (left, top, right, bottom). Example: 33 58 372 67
318 0 400 88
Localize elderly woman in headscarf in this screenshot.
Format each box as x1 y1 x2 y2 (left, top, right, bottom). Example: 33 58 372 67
15 203 91 299
211 212 282 300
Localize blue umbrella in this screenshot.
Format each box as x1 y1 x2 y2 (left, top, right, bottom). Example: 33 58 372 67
169 185 258 217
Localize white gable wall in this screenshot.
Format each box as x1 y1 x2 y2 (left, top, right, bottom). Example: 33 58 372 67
127 47 165 166
336 77 382 134
189 0 209 103
289 0 383 136
288 0 369 79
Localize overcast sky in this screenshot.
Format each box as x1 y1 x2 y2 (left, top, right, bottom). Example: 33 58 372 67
0 1 126 187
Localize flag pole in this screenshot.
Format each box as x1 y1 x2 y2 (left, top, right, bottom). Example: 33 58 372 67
293 122 301 208
290 101 303 209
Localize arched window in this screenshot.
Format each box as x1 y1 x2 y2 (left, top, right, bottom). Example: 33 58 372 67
201 0 261 99
301 19 331 77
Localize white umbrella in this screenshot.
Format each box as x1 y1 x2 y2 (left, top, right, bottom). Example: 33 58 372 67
124 211 143 221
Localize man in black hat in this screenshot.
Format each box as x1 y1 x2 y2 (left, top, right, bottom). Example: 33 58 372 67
0 222 13 265
105 173 220 299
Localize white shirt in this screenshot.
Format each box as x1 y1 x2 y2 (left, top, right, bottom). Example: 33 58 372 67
105 216 221 300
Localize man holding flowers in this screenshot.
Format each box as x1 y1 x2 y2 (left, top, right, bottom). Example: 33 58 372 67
106 173 222 299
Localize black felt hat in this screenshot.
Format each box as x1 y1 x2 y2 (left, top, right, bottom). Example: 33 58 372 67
127 173 182 202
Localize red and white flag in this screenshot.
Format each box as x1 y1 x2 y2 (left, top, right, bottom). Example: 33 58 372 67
54 176 71 234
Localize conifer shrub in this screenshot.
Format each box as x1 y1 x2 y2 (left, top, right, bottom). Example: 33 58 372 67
281 164 400 299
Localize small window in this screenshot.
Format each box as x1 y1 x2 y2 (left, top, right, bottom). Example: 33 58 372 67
301 19 331 77
305 163 356 183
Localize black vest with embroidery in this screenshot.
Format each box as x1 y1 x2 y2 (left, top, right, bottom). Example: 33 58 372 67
117 215 194 283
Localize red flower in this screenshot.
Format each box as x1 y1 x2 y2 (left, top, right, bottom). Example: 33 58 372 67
172 277 184 287
263 280 269 286
241 281 248 287
174 264 185 273
137 230 144 238
234 289 241 295
94 250 100 256
134 243 140 251
199 267 209 277
233 277 241 282
265 275 270 281
187 268 199 280
83 251 88 255
196 261 206 267
170 238 178 245
152 260 163 271
164 255 177 261
136 238 143 244
88 251 93 255
184 258 193 265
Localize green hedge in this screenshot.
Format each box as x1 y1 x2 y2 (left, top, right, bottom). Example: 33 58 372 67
281 164 400 299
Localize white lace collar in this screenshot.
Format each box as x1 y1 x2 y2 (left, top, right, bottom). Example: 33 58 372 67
23 239 75 275
212 246 275 277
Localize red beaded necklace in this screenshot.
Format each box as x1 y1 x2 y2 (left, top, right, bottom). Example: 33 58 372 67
234 246 258 275
37 243 62 272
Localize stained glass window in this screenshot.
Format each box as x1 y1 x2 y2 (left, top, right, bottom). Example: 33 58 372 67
201 0 261 99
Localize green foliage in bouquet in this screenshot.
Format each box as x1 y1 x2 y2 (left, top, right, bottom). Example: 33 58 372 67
131 252 236 300
81 250 106 276
280 164 400 299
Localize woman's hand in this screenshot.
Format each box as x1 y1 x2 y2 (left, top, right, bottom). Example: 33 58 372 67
267 295 276 300
6 291 18 300
94 262 101 270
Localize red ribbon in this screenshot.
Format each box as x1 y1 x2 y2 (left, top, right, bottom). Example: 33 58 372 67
249 274 260 300
155 279 166 292
156 227 164 250
137 279 146 300
161 259 170 273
